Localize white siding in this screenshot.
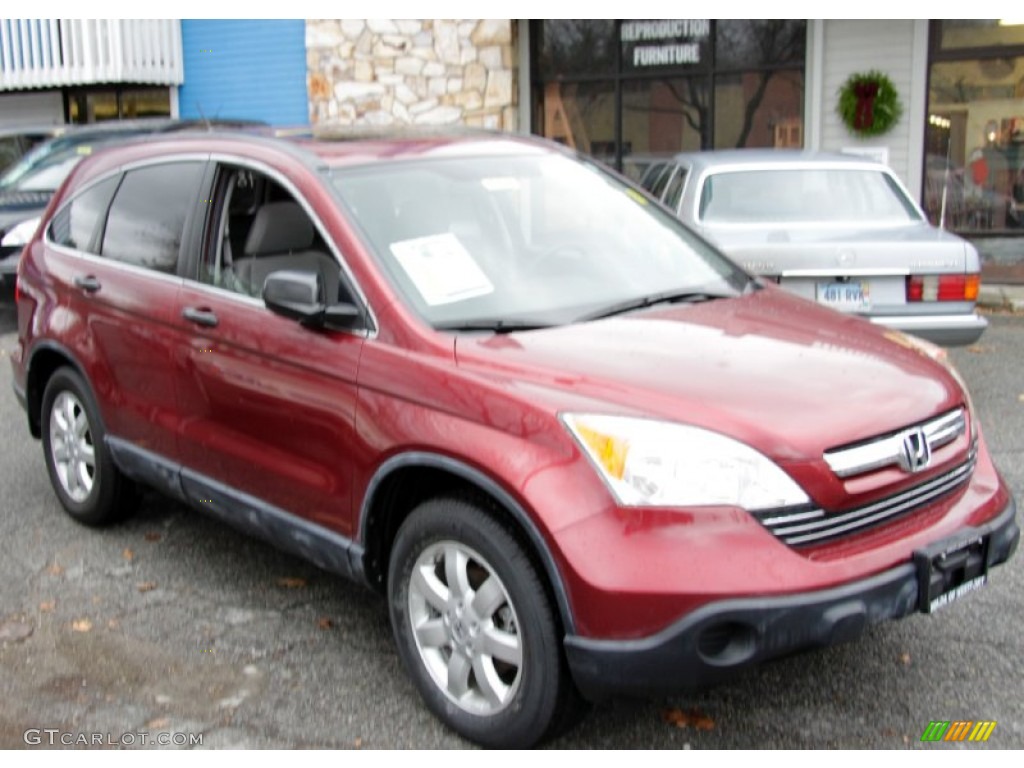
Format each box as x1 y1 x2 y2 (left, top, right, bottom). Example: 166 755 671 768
0 20 183 91
0 89 63 126
813 20 927 192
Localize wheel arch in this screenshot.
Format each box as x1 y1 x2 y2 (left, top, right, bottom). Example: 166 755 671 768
25 341 98 439
358 452 576 635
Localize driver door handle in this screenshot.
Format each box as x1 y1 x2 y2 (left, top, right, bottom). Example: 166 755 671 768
182 306 219 328
73 275 101 293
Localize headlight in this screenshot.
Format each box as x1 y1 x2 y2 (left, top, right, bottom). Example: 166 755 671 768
1 217 41 248
562 413 810 510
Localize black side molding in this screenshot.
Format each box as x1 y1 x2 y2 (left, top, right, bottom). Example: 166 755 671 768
106 436 365 583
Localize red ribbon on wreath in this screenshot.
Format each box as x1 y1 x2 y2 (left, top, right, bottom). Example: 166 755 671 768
853 81 880 131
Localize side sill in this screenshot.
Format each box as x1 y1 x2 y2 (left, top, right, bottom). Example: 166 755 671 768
106 436 365 583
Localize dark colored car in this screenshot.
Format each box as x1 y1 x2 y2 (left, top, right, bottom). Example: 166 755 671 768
0 124 66 174
0 119 265 289
10 131 1018 747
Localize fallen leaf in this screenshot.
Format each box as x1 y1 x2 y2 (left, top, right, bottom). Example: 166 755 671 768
1018 393 1024 402
122 548 135 562
136 582 157 593
967 345 989 354
900 652 911 665
662 707 715 731
39 601 56 613
353 737 363 748
663 708 686 727
71 618 93 633
277 577 307 589
694 713 715 731
317 617 334 630
107 619 119 629
144 532 163 542
46 563 64 576
146 717 170 730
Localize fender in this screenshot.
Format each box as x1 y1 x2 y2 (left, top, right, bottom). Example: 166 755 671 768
359 451 577 634
23 339 100 438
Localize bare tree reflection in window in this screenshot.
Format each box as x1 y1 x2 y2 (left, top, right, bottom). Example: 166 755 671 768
716 20 806 148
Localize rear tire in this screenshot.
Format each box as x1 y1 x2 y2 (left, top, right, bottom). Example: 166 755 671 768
388 497 575 747
41 368 136 526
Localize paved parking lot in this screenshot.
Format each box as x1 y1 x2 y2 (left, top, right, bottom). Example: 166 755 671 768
0 296 1021 748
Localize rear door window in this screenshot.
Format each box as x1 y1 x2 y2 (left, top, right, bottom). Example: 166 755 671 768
101 162 205 273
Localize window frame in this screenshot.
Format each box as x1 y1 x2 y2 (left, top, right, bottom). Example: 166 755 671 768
183 155 378 336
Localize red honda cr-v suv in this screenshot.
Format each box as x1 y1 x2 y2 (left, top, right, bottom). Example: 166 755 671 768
10 130 1018 747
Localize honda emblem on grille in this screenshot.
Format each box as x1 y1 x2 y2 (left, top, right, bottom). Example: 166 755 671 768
898 428 932 473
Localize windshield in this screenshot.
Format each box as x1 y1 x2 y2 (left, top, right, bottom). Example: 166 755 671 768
330 151 746 328
698 167 923 224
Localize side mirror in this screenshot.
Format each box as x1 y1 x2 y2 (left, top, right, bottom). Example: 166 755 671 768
263 270 362 330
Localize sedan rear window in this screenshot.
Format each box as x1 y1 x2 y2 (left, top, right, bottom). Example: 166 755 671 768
698 168 923 224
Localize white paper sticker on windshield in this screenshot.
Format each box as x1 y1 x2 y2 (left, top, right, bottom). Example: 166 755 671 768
390 233 494 306
481 177 520 191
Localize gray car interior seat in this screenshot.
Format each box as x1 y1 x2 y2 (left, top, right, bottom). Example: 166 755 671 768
233 201 342 302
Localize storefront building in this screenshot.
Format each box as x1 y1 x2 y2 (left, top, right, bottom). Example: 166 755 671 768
924 20 1024 281
2 18 1021 280
301 18 1024 281
530 20 807 168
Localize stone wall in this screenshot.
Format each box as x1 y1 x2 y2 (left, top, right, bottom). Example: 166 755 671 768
306 19 517 131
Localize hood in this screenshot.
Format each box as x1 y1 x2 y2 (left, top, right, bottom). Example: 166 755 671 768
701 221 975 275
454 288 963 462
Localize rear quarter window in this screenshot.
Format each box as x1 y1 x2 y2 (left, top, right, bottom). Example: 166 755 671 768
47 175 122 253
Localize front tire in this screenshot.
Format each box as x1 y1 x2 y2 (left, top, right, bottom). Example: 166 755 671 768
41 367 136 526
388 498 571 747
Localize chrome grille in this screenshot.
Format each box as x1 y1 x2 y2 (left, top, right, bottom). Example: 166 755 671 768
823 409 966 478
752 444 977 547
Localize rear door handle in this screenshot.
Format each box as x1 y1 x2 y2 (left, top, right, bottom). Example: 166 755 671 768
182 306 219 328
73 275 101 293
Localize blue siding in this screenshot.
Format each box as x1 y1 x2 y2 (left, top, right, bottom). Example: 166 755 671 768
179 20 308 126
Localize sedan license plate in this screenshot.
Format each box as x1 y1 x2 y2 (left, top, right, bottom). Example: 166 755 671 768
914 536 988 613
816 281 870 312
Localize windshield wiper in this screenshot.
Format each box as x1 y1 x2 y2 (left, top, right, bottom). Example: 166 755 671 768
434 318 555 334
579 289 732 322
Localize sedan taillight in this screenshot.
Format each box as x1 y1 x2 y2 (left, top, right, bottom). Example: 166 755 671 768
906 274 980 302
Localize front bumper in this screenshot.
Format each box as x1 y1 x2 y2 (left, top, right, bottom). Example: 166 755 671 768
564 496 1018 700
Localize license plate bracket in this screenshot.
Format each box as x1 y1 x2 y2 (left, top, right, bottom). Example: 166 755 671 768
816 280 871 312
914 535 989 613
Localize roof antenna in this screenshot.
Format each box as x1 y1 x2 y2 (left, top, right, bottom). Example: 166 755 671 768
194 102 212 131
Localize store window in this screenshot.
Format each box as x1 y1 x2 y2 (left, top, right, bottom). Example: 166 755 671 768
925 20 1024 281
67 87 171 124
532 20 806 178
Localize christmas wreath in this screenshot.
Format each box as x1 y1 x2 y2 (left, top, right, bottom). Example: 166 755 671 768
837 70 902 137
